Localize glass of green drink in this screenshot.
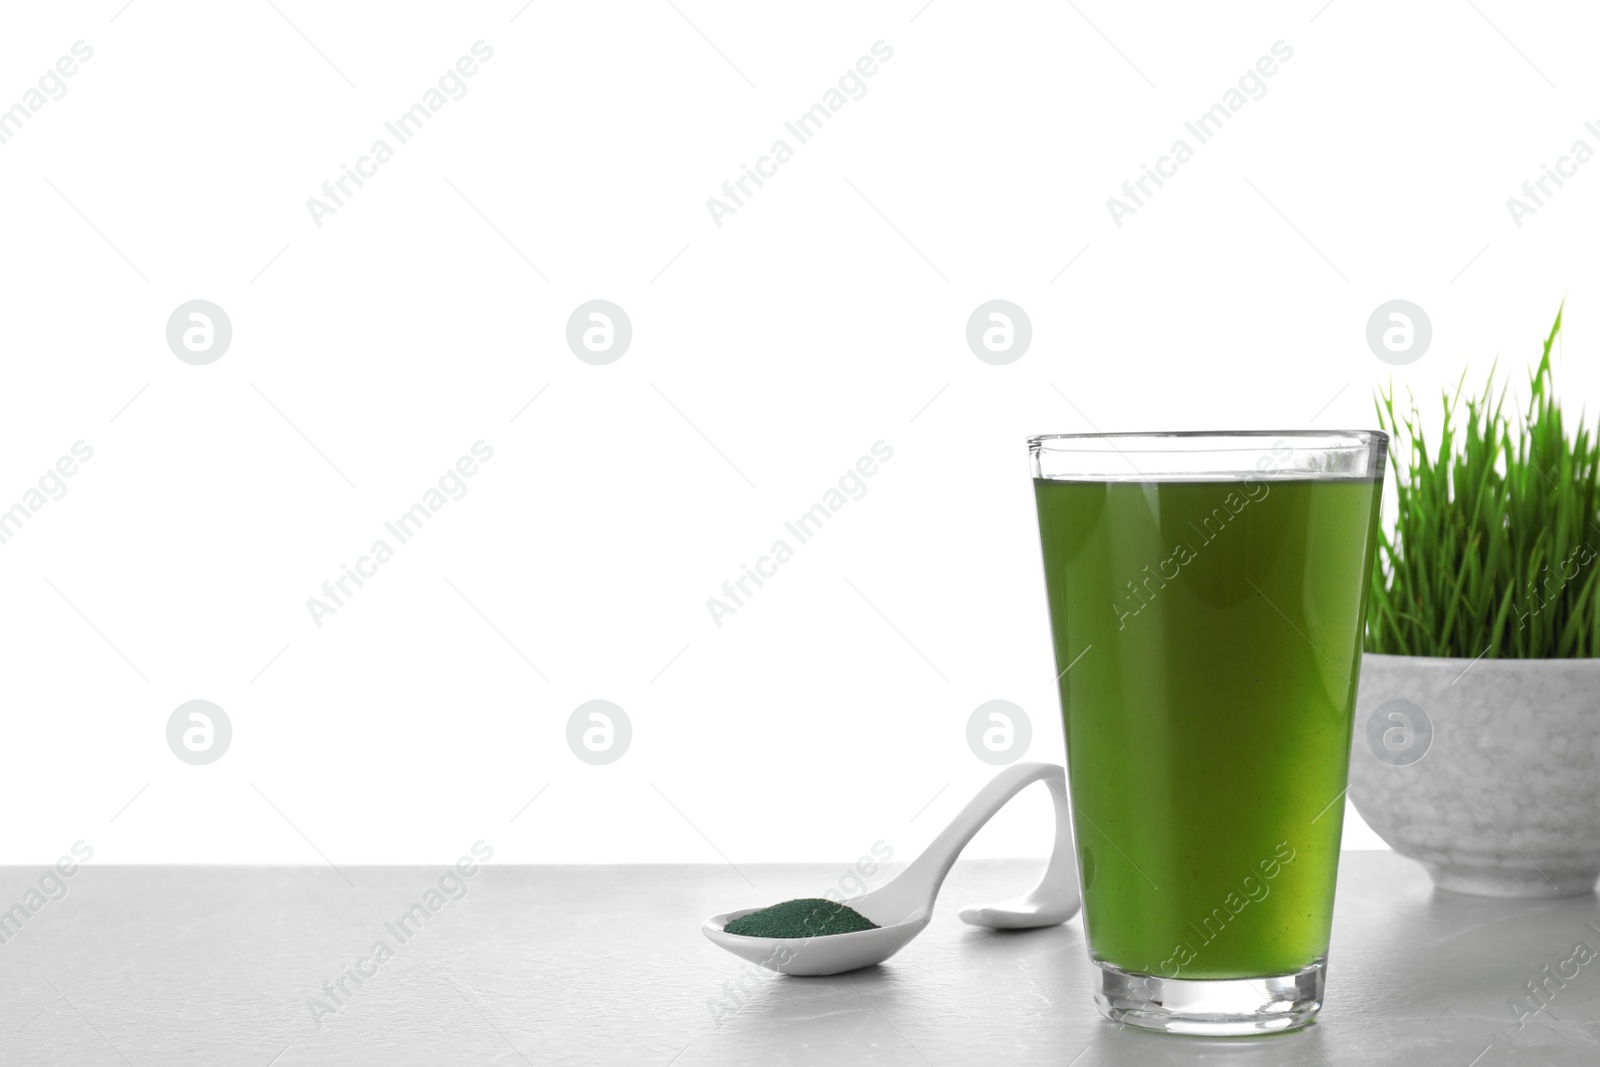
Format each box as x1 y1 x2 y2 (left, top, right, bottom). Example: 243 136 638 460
1029 430 1387 1035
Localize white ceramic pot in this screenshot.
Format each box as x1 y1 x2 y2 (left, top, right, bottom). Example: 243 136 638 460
1349 653 1600 897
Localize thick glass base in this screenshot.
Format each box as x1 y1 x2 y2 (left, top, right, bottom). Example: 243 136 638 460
1093 957 1325 1035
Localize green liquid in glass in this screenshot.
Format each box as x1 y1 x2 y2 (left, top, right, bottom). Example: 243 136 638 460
1033 475 1382 980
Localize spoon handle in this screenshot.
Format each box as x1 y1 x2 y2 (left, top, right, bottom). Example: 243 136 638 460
880 762 1080 928
957 764 1080 929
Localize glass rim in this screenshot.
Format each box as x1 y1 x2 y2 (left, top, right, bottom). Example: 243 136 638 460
1029 429 1387 481
1028 429 1386 449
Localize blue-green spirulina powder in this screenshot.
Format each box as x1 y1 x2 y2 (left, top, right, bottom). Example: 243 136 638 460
724 898 878 938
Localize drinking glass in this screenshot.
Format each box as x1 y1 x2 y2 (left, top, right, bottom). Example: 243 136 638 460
1029 430 1388 1034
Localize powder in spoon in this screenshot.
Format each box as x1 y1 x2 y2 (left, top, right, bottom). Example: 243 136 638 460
724 897 879 938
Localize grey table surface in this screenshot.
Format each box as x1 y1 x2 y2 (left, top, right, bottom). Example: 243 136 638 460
1 852 1597 1066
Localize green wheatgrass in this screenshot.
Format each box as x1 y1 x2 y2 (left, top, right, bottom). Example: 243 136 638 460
1369 305 1600 658
723 898 878 938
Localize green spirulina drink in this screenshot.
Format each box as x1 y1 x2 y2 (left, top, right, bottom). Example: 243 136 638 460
1029 431 1386 1035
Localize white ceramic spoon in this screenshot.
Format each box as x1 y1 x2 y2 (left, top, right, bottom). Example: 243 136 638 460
702 761 1080 976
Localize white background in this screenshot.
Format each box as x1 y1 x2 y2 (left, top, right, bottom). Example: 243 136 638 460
2 0 1595 868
